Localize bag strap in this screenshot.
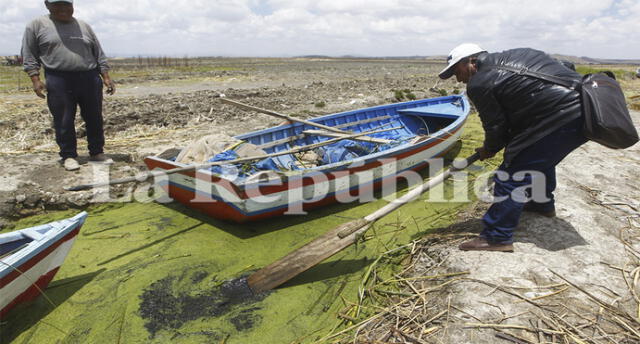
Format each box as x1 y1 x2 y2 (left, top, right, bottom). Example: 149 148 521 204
489 64 581 91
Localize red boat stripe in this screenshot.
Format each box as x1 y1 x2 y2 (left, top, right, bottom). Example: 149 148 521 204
146 121 465 199
0 226 80 288
0 267 59 319
161 143 455 222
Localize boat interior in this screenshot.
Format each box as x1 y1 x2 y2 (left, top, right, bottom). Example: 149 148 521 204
156 96 467 179
0 226 50 259
0 235 33 259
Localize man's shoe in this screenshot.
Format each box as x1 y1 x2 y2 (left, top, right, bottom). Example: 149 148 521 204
458 237 514 252
522 203 556 218
89 153 114 164
63 158 80 171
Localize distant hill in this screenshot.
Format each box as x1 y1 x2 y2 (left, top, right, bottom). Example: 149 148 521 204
550 54 640 65
297 55 332 59
294 54 640 65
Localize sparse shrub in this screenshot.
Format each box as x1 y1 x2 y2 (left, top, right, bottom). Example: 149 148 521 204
393 89 417 101
438 89 447 96
394 90 405 101
452 87 460 94
314 101 326 108
575 66 629 80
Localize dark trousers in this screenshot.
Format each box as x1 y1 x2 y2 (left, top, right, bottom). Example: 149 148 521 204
45 69 105 159
481 117 588 244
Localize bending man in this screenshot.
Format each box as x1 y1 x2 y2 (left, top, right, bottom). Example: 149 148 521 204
438 43 587 252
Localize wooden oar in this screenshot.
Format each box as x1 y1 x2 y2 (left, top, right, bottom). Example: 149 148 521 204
221 98 394 144
302 129 391 144
246 152 480 294
220 98 349 134
65 126 402 191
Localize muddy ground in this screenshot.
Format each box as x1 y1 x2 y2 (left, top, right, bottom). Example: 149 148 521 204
1 58 640 343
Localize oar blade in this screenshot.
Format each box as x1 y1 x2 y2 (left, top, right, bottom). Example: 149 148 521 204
247 218 371 293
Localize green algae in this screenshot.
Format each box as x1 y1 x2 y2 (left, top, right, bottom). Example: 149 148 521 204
1 114 494 344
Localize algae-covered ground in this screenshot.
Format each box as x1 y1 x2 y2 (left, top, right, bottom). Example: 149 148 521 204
2 57 637 343
1 116 490 343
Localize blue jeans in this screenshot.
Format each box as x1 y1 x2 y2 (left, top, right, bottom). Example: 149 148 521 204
481 117 588 244
46 69 105 159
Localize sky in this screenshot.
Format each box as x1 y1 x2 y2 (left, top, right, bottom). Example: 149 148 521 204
1 0 639 59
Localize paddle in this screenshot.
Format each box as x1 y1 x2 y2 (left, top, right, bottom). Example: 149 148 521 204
64 126 401 191
301 129 391 144
246 152 480 294
221 98 392 144
220 98 350 134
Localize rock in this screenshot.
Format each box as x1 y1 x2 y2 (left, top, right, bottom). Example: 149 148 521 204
67 193 90 207
25 194 40 208
15 194 26 203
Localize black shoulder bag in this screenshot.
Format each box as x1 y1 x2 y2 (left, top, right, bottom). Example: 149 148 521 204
493 65 639 149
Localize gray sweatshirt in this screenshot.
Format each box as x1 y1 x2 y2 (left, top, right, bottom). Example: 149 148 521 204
21 15 110 76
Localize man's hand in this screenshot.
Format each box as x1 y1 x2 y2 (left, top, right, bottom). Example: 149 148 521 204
102 72 116 95
30 75 46 99
475 146 497 160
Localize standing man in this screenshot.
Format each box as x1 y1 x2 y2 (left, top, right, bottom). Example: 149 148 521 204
22 0 115 171
438 43 587 252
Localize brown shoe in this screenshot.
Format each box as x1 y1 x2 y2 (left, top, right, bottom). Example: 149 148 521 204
522 203 556 218
458 237 514 252
533 210 556 218
525 209 556 218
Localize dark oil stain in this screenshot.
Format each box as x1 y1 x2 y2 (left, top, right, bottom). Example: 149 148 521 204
139 274 267 337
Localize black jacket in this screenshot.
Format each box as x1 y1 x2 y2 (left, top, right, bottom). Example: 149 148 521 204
467 48 583 165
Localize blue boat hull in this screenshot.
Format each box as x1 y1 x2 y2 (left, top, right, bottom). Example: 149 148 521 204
144 95 471 222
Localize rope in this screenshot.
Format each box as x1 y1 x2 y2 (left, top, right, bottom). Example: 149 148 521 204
0 260 58 311
0 260 69 335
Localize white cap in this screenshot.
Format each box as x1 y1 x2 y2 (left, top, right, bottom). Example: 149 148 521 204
438 43 486 79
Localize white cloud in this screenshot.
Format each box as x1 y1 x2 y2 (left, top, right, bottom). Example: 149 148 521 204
1 0 638 58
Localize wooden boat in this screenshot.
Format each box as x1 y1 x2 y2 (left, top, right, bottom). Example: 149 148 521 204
0 212 87 318
144 95 470 223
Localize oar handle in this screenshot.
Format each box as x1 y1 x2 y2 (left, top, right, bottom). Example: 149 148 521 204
364 152 481 223
452 152 480 172
65 184 96 192
220 98 349 134
64 173 154 191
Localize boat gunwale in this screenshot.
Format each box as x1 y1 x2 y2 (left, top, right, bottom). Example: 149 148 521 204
234 94 465 141
0 212 87 280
